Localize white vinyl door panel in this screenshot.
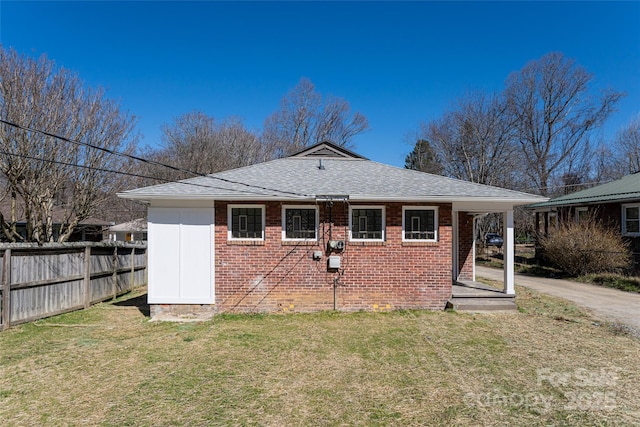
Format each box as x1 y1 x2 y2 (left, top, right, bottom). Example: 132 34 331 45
148 207 215 304
179 209 214 301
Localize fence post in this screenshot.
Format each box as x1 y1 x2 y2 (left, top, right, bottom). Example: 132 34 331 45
2 249 12 331
112 245 118 300
130 247 135 290
144 247 148 286
84 245 91 309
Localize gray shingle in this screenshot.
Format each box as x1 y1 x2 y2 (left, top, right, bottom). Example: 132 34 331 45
120 156 544 204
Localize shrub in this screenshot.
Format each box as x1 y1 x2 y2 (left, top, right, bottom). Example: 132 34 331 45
539 219 631 276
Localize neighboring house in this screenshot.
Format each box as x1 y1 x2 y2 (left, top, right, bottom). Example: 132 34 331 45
119 142 545 318
109 218 148 243
0 196 109 242
3 216 109 242
62 217 110 242
529 172 640 268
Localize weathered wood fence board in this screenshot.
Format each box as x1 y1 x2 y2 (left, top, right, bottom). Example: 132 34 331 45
0 242 147 330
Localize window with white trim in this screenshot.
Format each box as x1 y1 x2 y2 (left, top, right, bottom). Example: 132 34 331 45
403 207 438 241
623 204 640 236
350 206 385 241
575 207 589 223
282 206 318 240
548 212 558 229
228 205 265 240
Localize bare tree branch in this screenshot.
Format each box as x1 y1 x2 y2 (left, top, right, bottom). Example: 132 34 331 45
420 91 521 188
140 111 264 184
613 115 640 174
262 78 369 157
0 46 138 243
504 52 625 195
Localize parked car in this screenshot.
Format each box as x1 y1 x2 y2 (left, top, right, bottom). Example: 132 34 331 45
484 233 503 248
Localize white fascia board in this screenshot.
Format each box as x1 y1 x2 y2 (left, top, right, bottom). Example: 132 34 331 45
120 192 546 207
349 195 547 205
452 200 545 212
147 199 217 208
119 193 312 203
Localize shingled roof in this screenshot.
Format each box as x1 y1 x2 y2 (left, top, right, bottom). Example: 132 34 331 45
119 142 545 205
529 172 640 209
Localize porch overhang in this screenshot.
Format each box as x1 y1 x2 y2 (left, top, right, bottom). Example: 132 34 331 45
452 203 522 297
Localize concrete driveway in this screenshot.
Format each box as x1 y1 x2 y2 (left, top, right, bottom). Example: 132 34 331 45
476 266 640 334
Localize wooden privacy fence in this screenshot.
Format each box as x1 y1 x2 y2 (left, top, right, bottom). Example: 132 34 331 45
0 242 147 330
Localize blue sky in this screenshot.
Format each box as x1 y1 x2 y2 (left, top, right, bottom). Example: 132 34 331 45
1 1 639 167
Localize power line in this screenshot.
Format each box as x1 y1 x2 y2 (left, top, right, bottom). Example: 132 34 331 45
0 118 310 198
0 118 201 176
0 150 287 197
521 179 619 194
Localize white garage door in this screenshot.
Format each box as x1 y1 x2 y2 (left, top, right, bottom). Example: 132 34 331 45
148 207 215 304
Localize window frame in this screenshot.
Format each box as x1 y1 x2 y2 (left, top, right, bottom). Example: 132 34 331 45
547 211 558 229
622 204 640 236
227 204 265 241
575 207 589 223
281 205 319 241
349 205 385 242
402 206 439 242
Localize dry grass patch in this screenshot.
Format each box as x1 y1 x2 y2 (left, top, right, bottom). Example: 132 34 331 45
1 287 639 426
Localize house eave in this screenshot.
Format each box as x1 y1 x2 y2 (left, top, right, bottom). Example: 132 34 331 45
528 195 640 211
118 192 546 206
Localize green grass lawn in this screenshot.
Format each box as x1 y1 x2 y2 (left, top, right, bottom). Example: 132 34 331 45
478 245 640 291
577 273 640 293
1 288 639 426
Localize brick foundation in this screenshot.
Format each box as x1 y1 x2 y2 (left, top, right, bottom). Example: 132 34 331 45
150 303 217 321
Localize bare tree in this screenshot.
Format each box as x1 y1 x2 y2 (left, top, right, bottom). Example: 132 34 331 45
0 46 137 243
140 111 264 184
548 137 594 196
591 142 622 183
262 78 369 157
420 91 520 187
504 52 624 195
613 115 640 174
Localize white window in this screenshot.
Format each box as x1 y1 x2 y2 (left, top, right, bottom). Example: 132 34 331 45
622 204 640 236
540 212 560 233
575 207 589 223
228 205 265 240
350 206 385 241
402 206 438 241
282 205 318 241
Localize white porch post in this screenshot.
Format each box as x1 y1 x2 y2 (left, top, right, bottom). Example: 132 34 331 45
452 210 459 282
472 215 476 282
503 209 515 295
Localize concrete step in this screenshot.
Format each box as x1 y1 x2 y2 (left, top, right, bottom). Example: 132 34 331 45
451 289 515 298
447 297 517 312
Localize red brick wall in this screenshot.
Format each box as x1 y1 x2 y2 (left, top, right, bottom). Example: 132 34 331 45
214 201 454 313
457 212 474 281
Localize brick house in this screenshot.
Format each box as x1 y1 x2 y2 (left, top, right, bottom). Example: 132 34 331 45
529 172 640 269
119 142 545 319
